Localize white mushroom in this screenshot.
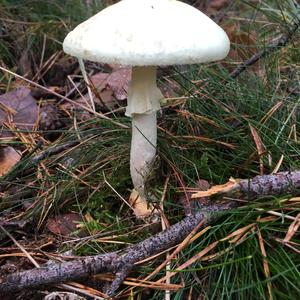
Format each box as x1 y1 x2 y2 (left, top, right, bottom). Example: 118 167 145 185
63 0 230 215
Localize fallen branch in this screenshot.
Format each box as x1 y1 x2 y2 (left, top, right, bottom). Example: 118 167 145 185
31 140 80 164
0 206 227 297
192 170 300 200
1 170 300 296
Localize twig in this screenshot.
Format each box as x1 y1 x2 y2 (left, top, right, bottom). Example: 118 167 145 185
31 140 80 164
0 225 39 267
0 220 28 229
1 170 300 296
0 226 106 299
191 170 300 200
0 206 227 296
230 19 300 79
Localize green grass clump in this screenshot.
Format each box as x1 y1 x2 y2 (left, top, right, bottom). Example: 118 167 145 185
0 0 105 83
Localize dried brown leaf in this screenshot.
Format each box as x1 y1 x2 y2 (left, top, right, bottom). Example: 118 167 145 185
66 66 131 114
0 146 21 176
88 66 131 108
46 213 84 237
0 87 38 138
103 66 131 101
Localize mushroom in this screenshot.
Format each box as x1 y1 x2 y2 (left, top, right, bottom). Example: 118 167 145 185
63 0 230 216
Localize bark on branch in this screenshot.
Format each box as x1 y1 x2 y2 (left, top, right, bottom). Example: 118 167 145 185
1 170 300 296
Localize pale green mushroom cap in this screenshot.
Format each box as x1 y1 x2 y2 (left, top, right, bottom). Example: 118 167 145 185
63 0 230 66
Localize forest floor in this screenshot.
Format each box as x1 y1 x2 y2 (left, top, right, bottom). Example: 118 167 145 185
0 0 299 299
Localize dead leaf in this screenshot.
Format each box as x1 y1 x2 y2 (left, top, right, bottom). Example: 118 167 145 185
18 50 32 77
46 213 85 237
0 87 38 138
90 67 131 110
62 66 130 115
39 104 65 140
227 26 257 60
205 0 230 16
0 146 21 176
103 66 131 101
89 66 131 109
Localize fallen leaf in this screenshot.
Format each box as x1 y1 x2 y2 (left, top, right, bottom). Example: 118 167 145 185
89 66 131 108
18 50 32 77
0 146 21 176
0 87 38 138
205 0 230 15
103 66 131 101
227 26 257 60
46 213 84 237
62 66 130 115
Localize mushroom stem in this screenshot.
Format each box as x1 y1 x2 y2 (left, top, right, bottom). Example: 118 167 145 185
126 66 163 199
130 112 157 198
